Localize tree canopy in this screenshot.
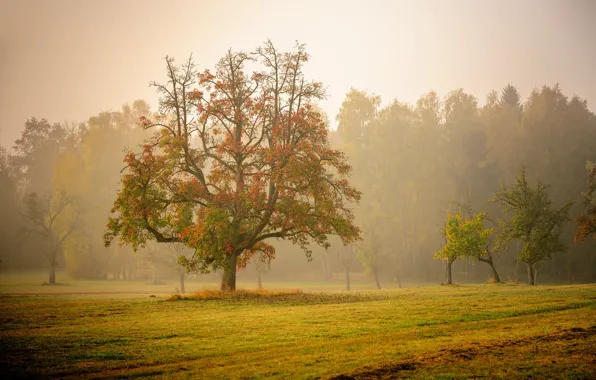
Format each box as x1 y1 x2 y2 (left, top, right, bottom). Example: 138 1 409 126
492 168 573 285
434 212 493 284
104 42 361 291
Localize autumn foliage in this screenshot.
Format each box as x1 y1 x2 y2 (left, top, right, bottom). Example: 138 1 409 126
104 42 361 291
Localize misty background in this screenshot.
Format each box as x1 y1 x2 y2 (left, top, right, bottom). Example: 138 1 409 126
2 0 595 145
1 0 596 289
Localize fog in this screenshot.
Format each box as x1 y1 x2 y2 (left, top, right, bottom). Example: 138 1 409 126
3 0 595 145
1 0 596 292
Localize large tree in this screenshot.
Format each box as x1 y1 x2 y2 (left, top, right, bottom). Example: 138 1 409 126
104 42 361 291
492 168 573 285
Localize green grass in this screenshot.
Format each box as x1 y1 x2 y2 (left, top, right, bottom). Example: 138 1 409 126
1 281 595 379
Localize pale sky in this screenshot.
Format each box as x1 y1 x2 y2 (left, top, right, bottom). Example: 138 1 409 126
1 0 595 147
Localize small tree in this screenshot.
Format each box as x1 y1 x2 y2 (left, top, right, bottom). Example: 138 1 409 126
23 191 80 284
448 202 502 283
434 212 493 285
492 168 573 285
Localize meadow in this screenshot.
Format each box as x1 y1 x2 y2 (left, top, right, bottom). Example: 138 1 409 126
1 273 595 379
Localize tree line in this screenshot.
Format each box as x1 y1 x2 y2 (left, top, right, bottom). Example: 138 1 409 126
336 84 596 287
1 43 595 290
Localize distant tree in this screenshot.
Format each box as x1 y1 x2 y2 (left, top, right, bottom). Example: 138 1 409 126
0 146 23 265
253 253 271 290
357 225 383 289
499 83 522 113
12 118 66 195
575 162 596 243
492 168 573 285
53 103 151 280
144 243 193 293
368 100 418 287
434 212 493 285
23 191 80 284
336 88 381 149
337 243 356 291
105 42 361 291
443 89 491 207
482 84 523 184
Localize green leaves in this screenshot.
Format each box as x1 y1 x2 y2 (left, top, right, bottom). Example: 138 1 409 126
435 212 493 264
492 168 573 265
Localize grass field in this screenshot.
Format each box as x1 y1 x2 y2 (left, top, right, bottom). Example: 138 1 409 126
1 276 595 379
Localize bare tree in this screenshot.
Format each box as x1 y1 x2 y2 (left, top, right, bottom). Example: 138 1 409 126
145 242 193 294
254 253 271 290
23 191 80 284
358 226 383 290
337 244 355 291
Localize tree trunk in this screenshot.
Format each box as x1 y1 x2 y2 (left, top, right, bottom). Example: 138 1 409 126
345 266 351 291
515 242 522 281
446 260 453 285
221 254 238 292
49 243 58 285
479 255 501 283
257 269 262 290
49 262 56 285
489 261 501 283
527 263 535 285
179 272 185 294
373 271 381 290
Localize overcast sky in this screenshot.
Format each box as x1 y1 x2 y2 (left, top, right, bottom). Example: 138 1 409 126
1 0 595 147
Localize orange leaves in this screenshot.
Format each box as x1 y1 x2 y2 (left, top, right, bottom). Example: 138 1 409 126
139 116 153 129
198 69 215 85
251 72 264 82
107 42 361 281
188 89 203 101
